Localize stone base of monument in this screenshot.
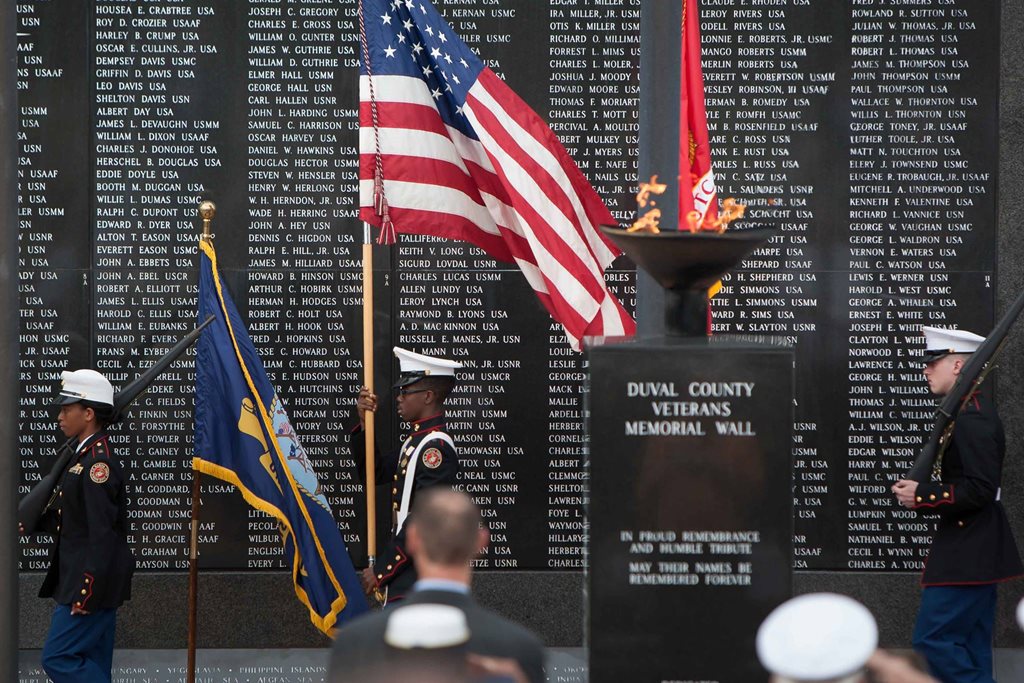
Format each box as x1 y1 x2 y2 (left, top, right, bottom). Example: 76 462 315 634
16 648 590 682
15 647 1024 682
587 336 794 682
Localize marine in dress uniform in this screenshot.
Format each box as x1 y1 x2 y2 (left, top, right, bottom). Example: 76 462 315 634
33 369 134 683
352 347 462 603
892 327 1023 683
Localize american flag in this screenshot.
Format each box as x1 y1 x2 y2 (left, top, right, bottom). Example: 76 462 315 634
358 0 635 350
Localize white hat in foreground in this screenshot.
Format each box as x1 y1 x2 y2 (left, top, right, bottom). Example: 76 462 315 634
922 326 985 363
384 603 469 649
757 593 878 682
54 369 114 407
393 346 462 388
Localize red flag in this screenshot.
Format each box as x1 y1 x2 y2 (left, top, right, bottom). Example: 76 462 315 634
358 0 635 350
679 0 719 231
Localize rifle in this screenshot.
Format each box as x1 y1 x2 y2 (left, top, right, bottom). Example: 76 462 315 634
906 290 1024 482
18 315 215 532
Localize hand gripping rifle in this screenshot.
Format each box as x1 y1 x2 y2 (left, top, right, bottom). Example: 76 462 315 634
906 290 1024 483
18 315 215 533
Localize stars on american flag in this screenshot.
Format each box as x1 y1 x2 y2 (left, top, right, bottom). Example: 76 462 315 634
372 0 483 119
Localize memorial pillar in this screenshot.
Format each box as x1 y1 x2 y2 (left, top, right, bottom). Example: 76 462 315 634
0 0 21 676
588 3 794 676
635 0 682 336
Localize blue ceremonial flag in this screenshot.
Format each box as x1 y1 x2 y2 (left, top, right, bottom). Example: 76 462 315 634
193 239 368 634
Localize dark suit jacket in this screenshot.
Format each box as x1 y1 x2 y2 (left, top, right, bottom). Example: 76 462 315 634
329 588 545 683
913 392 1023 586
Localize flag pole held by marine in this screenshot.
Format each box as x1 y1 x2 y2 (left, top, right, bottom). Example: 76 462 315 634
186 200 217 683
356 0 383 574
361 223 377 572
192 203 369 639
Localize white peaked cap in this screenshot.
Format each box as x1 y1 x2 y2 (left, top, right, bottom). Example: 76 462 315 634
384 603 470 649
922 325 985 362
393 346 462 387
55 369 114 407
756 593 878 682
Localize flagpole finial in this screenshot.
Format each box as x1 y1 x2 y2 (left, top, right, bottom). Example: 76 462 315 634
198 200 216 242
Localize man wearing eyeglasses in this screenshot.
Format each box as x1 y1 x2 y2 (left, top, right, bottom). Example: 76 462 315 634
352 346 463 604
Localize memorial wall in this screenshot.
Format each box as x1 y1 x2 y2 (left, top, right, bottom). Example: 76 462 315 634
17 0 997 582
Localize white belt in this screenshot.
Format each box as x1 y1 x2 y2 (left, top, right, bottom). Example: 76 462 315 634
396 432 454 535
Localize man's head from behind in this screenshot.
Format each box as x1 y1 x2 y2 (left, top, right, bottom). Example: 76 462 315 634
407 488 488 573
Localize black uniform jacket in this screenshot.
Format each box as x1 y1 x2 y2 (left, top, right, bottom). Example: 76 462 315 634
913 392 1023 586
38 431 135 610
353 414 460 599
328 588 546 683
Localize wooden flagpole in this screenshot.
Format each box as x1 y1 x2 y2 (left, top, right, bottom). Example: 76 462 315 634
362 224 377 573
357 0 384 583
188 200 216 683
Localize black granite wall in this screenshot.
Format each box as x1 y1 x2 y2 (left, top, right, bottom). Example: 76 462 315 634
794 0 1024 649
16 0 1024 651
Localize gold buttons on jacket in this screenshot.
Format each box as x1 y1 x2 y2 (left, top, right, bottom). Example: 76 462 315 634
392 487 397 495
81 589 87 595
943 492 950 499
85 577 91 583
386 564 393 570
395 555 401 561
929 494 936 501
392 502 398 510
916 496 922 503
377 574 383 580
75 602 81 607
958 521 965 528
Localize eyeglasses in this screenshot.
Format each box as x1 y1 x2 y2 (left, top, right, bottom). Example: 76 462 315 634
397 388 429 397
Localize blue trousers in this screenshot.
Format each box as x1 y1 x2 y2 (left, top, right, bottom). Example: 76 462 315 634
41 603 117 683
912 584 997 683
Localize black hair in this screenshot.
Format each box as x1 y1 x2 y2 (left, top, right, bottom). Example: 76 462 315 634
79 400 116 429
418 376 456 404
